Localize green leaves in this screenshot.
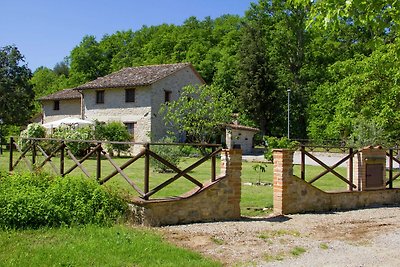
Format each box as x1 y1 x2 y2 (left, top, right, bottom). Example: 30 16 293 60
308 41 400 144
0 45 34 125
161 84 233 144
94 121 131 155
0 172 127 229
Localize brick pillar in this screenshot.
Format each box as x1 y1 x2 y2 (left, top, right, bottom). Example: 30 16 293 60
353 146 386 191
273 149 294 215
352 151 363 191
221 148 242 218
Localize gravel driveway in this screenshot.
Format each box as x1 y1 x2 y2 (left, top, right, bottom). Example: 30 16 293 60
160 206 400 266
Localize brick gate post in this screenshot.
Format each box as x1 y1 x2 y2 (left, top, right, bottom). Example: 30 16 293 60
273 149 294 215
221 148 242 218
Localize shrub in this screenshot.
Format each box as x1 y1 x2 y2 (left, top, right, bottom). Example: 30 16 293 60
52 126 94 156
180 145 201 157
18 123 46 150
94 121 131 156
263 136 299 161
0 172 127 229
150 137 182 173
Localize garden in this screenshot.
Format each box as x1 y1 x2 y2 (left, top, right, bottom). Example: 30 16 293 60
0 122 372 266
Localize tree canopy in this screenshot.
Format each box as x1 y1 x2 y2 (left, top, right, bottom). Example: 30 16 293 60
22 0 400 145
0 45 35 125
160 84 233 144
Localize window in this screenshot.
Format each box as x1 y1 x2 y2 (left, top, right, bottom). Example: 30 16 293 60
124 122 136 137
96 90 104 104
53 100 60 110
125 88 135 102
164 90 172 103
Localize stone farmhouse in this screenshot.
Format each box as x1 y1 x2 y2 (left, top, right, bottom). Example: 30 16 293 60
40 63 205 142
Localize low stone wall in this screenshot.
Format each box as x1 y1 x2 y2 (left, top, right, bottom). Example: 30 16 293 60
129 149 242 226
273 149 400 215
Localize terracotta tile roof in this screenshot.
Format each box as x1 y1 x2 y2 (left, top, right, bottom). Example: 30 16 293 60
74 63 201 90
225 124 260 132
39 88 81 101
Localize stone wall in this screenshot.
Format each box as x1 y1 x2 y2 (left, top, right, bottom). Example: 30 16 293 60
273 149 400 215
150 66 204 141
128 149 242 226
83 86 152 143
42 99 81 124
82 65 204 143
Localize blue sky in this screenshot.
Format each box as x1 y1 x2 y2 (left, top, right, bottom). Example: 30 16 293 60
1 0 256 71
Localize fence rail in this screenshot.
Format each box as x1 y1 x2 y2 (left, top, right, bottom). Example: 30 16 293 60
298 145 358 191
386 148 400 189
8 137 222 200
298 145 400 191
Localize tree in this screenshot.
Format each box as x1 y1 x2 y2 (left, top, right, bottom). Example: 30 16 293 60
68 35 109 85
235 2 284 136
0 45 34 125
299 0 399 32
307 41 400 144
30 66 69 116
31 67 68 98
160 84 233 144
53 59 69 77
265 1 312 138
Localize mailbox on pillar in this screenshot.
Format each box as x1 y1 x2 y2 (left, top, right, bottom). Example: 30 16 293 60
353 146 386 191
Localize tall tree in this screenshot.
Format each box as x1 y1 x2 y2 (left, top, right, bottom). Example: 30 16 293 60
235 1 284 136
31 67 68 99
161 84 233 144
53 59 69 77
266 1 312 138
69 35 109 85
308 41 400 144
0 45 35 125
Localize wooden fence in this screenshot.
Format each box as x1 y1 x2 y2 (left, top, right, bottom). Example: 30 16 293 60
299 145 358 191
8 137 222 200
298 145 400 191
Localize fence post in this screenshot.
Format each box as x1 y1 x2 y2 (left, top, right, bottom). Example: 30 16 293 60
389 148 393 189
60 141 65 176
349 147 354 191
144 143 150 199
96 142 101 181
301 145 305 180
31 140 36 166
9 137 13 171
211 146 216 182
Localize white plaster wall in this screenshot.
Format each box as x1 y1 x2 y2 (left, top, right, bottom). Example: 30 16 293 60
83 87 152 143
150 66 204 141
226 128 256 154
42 99 81 123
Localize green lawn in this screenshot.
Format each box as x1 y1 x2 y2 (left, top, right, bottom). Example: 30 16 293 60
1 149 399 266
2 149 398 217
1 149 275 216
0 224 221 267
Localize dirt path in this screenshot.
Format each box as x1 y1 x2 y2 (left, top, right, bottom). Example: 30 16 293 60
159 206 400 266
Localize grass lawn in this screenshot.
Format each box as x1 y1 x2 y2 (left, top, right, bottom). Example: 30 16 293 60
2 149 399 217
0 224 221 267
1 150 275 216
1 149 400 266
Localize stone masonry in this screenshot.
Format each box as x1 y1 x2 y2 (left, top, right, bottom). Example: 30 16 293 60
273 148 400 215
128 149 242 226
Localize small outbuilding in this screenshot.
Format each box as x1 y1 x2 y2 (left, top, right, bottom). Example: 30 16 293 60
224 123 260 155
